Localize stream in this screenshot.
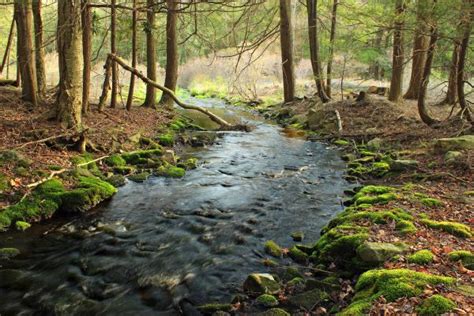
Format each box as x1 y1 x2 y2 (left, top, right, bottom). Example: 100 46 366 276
0 98 351 315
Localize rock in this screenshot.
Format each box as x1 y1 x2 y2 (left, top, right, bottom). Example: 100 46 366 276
288 288 329 310
390 159 419 171
289 246 309 264
257 308 290 316
127 132 141 144
256 294 279 307
356 242 407 264
434 135 474 153
162 150 177 164
444 151 464 165
264 240 282 258
243 273 280 295
291 231 304 242
197 303 232 314
306 107 339 134
0 247 20 259
367 138 383 151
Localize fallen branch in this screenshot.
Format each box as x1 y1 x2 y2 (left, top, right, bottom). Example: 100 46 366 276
105 54 233 128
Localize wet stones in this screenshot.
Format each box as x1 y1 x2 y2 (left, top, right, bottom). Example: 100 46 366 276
288 288 329 310
0 247 20 259
264 241 282 258
356 242 408 264
243 273 280 295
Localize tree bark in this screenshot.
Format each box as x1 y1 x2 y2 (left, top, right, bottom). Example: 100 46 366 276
0 18 15 74
142 0 157 108
126 0 137 111
110 0 117 108
307 0 329 102
56 0 83 130
444 42 459 105
159 0 179 109
32 0 46 96
279 0 295 103
326 0 338 97
388 0 405 102
14 0 38 106
404 0 429 100
456 2 472 124
81 0 92 113
417 23 439 126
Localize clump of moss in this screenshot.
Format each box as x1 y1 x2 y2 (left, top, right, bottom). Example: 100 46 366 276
396 220 417 234
106 174 126 187
407 250 434 265
313 225 369 266
327 207 412 230
420 197 443 207
71 153 98 171
352 185 397 205
448 250 474 269
288 245 309 264
104 154 126 167
113 166 135 175
197 303 232 314
334 139 350 146
121 149 162 165
342 269 455 314
0 172 11 192
158 133 175 146
139 137 161 149
169 118 188 131
264 240 282 258
421 218 472 238
258 308 290 316
416 295 456 316
256 294 279 307
15 221 31 231
371 162 390 177
155 164 185 178
0 247 20 259
178 157 198 170
128 172 150 183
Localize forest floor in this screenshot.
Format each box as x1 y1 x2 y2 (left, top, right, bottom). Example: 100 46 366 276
230 95 473 315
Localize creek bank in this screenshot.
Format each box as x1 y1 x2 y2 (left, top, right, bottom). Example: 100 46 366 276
0 116 219 232
198 97 473 315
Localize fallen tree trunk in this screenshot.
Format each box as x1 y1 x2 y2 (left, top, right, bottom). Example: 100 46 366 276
104 54 232 128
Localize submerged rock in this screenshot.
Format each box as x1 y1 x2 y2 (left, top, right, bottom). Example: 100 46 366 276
0 247 20 259
243 273 280 295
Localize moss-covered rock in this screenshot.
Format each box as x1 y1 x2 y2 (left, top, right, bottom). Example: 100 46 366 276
417 294 456 316
407 250 434 265
243 273 280 295
158 133 175 146
352 185 397 205
356 242 407 264
0 247 20 259
113 166 135 175
342 269 455 315
434 135 474 153
106 174 126 187
420 197 443 207
104 154 126 167
264 240 282 258
390 159 419 171
121 149 162 165
421 218 472 238
288 246 309 264
290 231 304 242
256 294 279 307
448 250 474 269
178 157 198 170
371 162 390 177
257 308 290 316
15 221 31 231
197 303 232 314
288 288 329 310
139 137 162 149
155 164 185 178
128 172 150 183
396 219 417 234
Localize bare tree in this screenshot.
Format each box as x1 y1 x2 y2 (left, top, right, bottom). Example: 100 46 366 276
126 0 137 111
32 0 46 96
81 0 92 113
279 0 295 103
456 0 472 124
143 0 157 108
388 0 405 102
56 0 83 129
326 0 338 98
110 0 117 108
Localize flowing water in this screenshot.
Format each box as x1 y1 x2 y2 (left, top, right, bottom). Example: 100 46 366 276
0 98 351 315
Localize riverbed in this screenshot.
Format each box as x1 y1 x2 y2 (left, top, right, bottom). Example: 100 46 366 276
0 98 351 315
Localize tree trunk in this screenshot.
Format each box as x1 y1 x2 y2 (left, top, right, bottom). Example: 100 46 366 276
14 0 38 106
0 18 15 74
32 0 46 96
444 42 459 105
388 0 405 102
307 0 329 102
159 0 179 109
417 23 439 126
369 29 384 80
81 0 92 113
404 0 429 100
279 0 295 103
326 0 338 97
110 0 117 108
456 2 472 124
126 0 137 111
142 0 157 108
56 0 83 130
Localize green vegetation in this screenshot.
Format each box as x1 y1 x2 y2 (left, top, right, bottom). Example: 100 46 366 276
342 269 455 315
421 218 472 238
288 245 308 264
395 219 417 234
105 154 127 167
15 221 31 231
128 172 150 183
420 197 443 207
158 133 175 146
417 295 456 316
256 294 279 307
264 240 282 258
448 250 474 269
407 250 434 265
155 164 186 178
0 247 20 259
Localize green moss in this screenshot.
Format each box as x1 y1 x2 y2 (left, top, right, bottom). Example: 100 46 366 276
327 207 412 230
396 220 417 234
287 277 304 287
0 247 20 258
258 308 290 316
407 250 434 265
448 250 474 269
264 240 282 258
106 174 126 187
338 297 372 316
113 166 135 175
139 137 161 149
47 164 63 171
0 173 11 191
288 245 309 264
178 157 198 170
354 193 397 205
421 218 472 238
371 162 390 177
14 166 29 177
197 303 232 313
334 139 350 146
420 197 443 207
155 165 185 178
256 294 279 307
121 149 162 165
71 153 98 171
15 221 31 231
158 133 175 146
169 118 188 131
290 231 304 241
357 185 393 195
313 225 369 266
128 172 150 183
104 154 126 167
417 295 455 316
